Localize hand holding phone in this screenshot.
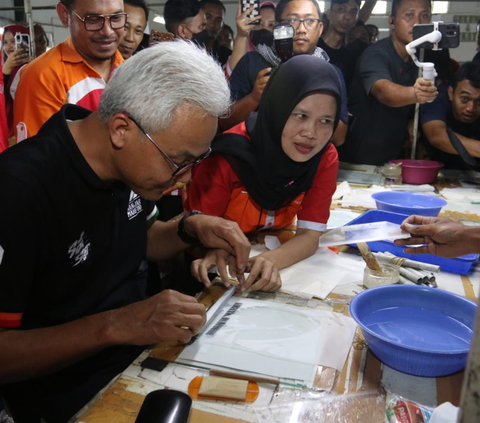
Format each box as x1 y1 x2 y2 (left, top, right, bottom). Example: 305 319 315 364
241 0 260 25
14 33 31 61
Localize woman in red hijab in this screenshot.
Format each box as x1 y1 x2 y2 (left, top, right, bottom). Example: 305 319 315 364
1 24 30 138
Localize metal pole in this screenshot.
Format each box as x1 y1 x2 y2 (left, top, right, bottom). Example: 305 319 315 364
410 49 424 160
24 0 36 59
457 299 480 422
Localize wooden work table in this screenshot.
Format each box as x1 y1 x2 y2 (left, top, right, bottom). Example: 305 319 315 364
75 174 480 423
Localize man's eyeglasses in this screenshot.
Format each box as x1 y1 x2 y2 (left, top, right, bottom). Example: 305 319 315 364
281 18 321 31
67 6 127 32
129 117 212 178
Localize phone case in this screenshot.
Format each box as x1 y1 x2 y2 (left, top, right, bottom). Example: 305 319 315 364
412 23 460 49
242 0 260 23
15 34 30 52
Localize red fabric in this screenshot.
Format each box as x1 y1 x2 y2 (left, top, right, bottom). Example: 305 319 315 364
0 311 22 328
185 122 339 233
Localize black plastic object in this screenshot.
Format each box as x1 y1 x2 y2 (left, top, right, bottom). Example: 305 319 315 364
135 390 192 423
273 23 294 63
447 127 480 170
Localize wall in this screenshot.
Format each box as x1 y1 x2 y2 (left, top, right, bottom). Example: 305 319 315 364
1 1 480 62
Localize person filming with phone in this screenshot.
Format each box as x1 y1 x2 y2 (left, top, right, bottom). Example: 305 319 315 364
222 0 349 147
337 0 438 165
1 25 30 138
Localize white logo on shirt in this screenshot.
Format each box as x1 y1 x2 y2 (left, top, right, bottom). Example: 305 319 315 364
127 190 142 220
68 231 91 267
16 122 27 143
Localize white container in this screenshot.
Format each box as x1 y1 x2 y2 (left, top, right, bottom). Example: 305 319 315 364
363 263 400 288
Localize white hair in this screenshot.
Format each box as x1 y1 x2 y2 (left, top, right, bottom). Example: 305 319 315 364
98 40 230 133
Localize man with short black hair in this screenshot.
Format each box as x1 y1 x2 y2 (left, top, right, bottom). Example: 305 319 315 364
13 0 126 143
338 0 437 165
319 0 361 86
421 61 480 169
222 0 349 146
200 0 232 65
118 0 149 59
164 0 207 41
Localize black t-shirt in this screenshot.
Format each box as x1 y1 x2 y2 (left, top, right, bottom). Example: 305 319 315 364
473 50 480 64
338 37 418 165
420 85 480 169
211 39 232 66
317 37 364 91
0 104 155 421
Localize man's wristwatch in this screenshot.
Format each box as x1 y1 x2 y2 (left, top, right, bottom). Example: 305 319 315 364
177 211 204 244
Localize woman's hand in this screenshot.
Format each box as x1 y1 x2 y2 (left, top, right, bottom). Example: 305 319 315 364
236 2 258 38
191 250 282 292
191 249 239 288
243 255 282 292
3 49 29 75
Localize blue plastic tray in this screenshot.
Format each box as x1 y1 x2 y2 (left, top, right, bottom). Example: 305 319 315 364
346 210 479 275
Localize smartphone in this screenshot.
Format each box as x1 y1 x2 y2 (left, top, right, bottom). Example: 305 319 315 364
15 33 31 60
412 22 460 49
242 0 260 25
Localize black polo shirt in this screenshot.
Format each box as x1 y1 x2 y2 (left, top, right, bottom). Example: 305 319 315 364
0 104 156 422
338 37 418 165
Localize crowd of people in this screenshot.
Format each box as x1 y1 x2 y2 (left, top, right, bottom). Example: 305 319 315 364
0 0 479 421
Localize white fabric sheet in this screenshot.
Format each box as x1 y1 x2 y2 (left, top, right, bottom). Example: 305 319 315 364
177 297 357 387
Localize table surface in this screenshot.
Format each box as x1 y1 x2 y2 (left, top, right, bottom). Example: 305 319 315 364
74 174 480 423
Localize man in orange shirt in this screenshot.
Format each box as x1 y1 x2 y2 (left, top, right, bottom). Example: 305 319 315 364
13 0 125 142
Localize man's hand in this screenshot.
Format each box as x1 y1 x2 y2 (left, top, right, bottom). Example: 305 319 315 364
394 215 474 258
251 67 272 103
413 77 438 104
111 290 206 345
185 215 250 282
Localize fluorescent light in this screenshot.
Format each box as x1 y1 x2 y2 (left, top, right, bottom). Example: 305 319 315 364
372 1 387 15
432 1 449 14
317 1 325 13
153 15 165 24
361 1 387 15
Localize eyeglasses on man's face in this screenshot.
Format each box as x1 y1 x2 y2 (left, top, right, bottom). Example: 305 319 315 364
67 6 128 32
129 117 212 178
281 18 321 31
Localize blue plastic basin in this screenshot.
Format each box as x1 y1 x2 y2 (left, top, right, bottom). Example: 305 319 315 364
350 285 477 377
371 192 447 216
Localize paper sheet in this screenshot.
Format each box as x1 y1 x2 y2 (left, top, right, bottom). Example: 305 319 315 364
440 187 480 214
279 247 366 299
249 243 366 299
177 297 357 387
